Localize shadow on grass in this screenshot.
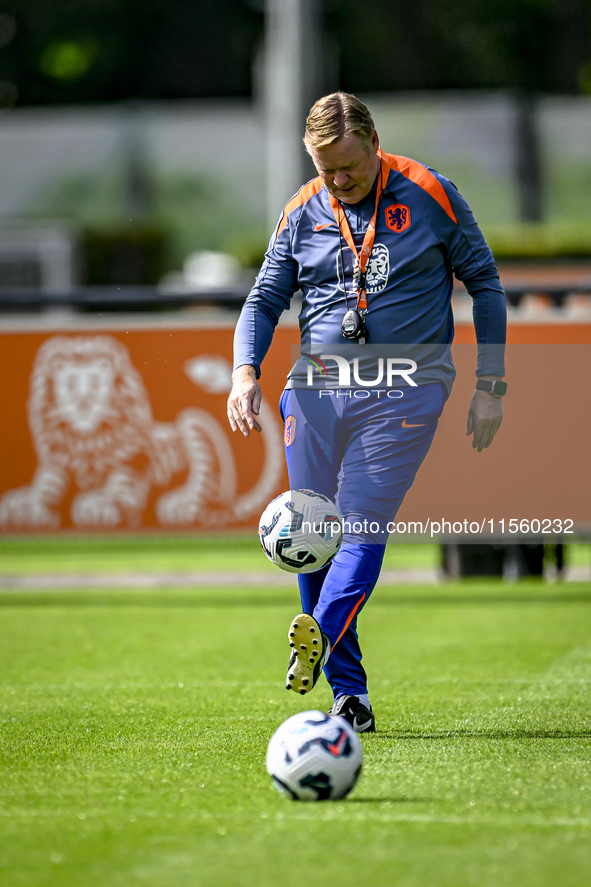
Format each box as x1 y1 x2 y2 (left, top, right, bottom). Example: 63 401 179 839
375 592 591 606
347 796 432 804
376 729 591 740
0 591 294 609
1 590 591 609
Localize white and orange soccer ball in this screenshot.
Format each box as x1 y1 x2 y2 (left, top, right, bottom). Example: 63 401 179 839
266 710 363 801
258 489 343 574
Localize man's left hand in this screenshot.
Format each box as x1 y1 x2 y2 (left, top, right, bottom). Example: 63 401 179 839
466 383 504 452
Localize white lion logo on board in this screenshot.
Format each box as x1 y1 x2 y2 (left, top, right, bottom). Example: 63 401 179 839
0 336 282 530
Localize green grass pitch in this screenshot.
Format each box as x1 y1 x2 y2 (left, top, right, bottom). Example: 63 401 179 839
1 537 590 886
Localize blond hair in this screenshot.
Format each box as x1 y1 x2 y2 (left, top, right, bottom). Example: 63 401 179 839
304 92 375 152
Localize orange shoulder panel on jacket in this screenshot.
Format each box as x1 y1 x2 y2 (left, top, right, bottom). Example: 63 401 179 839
276 177 324 237
379 150 458 224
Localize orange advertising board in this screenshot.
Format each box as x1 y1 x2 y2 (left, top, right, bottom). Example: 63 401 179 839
397 341 591 533
0 323 292 533
0 320 590 535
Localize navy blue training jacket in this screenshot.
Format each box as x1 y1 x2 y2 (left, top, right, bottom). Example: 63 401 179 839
234 149 506 391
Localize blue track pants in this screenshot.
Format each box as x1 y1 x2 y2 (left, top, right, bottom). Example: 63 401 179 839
279 384 446 699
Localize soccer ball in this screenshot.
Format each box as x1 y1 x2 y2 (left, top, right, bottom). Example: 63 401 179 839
266 710 363 801
258 489 342 573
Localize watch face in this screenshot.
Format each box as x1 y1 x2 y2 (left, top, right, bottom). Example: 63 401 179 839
492 380 507 396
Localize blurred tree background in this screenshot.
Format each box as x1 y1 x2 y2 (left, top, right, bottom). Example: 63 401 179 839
2 0 590 107
4 0 263 105
1 0 590 281
334 0 590 95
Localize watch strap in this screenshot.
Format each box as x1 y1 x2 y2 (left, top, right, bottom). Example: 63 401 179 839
476 379 507 397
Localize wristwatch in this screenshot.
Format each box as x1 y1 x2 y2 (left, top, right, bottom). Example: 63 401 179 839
476 379 507 397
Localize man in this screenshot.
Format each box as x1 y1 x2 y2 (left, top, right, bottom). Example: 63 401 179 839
228 92 506 733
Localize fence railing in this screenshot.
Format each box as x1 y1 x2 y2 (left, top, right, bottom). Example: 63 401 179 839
1 282 590 312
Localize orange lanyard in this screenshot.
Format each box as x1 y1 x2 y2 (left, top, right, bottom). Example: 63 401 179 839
328 154 387 311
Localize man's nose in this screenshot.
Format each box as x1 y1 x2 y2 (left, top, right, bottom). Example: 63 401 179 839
333 171 349 188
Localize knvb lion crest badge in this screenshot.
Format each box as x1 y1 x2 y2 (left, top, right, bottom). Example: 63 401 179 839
337 243 390 295
355 243 390 295
385 203 411 233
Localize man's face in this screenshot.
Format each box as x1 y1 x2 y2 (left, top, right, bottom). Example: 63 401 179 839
308 131 380 205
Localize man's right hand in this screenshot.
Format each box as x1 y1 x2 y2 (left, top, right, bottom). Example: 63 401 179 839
227 364 262 437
